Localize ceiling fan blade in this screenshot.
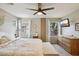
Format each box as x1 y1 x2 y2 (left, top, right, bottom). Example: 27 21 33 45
41 11 46 15
38 3 42 9
26 8 38 11
33 11 38 15
42 7 54 11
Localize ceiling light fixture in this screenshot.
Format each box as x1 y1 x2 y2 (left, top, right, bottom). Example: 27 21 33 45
37 12 42 15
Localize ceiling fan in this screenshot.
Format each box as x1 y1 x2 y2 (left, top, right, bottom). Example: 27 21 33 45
26 3 54 15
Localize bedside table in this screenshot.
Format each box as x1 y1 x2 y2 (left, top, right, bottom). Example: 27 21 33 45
33 36 38 38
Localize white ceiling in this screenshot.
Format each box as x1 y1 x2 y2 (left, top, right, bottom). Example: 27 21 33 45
0 3 79 18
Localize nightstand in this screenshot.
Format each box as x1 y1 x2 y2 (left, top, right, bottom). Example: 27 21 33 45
33 36 38 38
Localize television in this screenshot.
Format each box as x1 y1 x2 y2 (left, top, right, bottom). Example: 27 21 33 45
60 18 70 27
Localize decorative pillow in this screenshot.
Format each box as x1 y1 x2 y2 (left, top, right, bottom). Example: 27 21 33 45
0 36 10 44
0 32 15 48
0 32 15 40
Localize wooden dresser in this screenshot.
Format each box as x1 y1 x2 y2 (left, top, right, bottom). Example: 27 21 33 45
58 36 79 55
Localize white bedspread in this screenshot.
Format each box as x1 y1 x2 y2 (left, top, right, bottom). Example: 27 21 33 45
0 38 43 56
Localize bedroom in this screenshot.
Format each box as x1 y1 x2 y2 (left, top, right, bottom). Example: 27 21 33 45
0 3 79 56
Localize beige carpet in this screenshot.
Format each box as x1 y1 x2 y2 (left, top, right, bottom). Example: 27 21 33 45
52 44 71 56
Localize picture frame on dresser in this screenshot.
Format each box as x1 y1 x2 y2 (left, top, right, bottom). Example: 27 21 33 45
75 23 79 31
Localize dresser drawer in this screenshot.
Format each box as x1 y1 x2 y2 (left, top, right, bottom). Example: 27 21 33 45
58 41 71 53
62 44 71 53
62 38 70 44
62 40 70 47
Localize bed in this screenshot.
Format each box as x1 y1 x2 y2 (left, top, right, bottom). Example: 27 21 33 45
0 38 43 56
0 31 59 56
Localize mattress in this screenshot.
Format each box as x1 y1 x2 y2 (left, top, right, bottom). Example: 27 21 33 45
0 38 43 56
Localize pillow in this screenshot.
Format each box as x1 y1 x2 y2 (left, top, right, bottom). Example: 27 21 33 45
0 32 15 40
0 36 10 44
0 32 15 48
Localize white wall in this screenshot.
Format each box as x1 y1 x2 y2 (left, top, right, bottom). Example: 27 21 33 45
0 8 17 39
61 9 79 37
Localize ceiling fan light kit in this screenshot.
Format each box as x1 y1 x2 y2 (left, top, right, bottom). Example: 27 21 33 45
37 12 42 15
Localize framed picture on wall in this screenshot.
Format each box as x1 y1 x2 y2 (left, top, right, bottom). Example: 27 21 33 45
75 23 79 31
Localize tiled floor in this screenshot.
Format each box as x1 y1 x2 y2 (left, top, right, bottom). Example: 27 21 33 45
52 44 71 56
